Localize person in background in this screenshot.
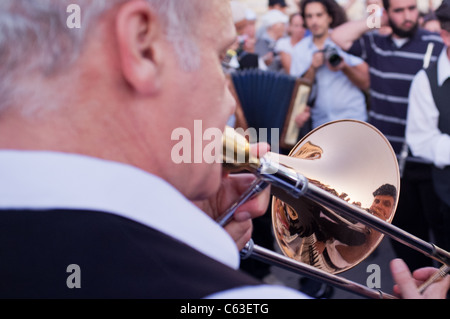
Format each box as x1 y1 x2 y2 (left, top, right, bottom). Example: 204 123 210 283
276 12 308 73
331 0 445 271
255 9 289 71
271 0 290 13
406 0 450 254
261 0 290 25
422 11 442 33
290 0 370 129
230 1 261 70
257 0 289 38
243 7 259 48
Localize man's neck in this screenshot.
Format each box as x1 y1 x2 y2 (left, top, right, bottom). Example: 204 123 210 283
313 33 329 50
391 33 409 40
391 36 409 48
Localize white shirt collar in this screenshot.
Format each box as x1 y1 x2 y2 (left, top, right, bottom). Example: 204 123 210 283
0 150 240 269
392 37 409 48
438 46 450 86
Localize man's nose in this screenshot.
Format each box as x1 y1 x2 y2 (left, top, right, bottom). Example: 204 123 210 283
404 9 413 21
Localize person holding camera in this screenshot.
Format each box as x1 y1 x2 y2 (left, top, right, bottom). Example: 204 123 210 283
290 0 370 129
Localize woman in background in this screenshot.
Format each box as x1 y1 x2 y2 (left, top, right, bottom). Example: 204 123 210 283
275 12 307 73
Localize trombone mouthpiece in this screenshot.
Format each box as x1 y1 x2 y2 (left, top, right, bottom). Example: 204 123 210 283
222 126 260 172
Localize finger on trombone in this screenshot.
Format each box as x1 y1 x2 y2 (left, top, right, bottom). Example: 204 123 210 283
418 265 450 294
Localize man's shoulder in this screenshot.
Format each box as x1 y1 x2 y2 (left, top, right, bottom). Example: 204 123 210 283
412 29 445 55
352 30 391 54
361 30 390 43
0 209 262 298
416 28 444 44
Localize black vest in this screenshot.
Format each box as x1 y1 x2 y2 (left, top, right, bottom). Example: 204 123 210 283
0 209 261 298
426 61 450 207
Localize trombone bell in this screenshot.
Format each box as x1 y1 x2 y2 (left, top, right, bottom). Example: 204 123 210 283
223 120 401 275
271 120 400 274
222 121 450 297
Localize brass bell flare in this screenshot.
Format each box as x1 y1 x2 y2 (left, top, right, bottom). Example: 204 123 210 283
223 120 401 275
221 120 450 297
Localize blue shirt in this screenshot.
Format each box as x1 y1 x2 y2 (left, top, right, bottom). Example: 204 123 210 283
290 36 367 129
348 29 443 156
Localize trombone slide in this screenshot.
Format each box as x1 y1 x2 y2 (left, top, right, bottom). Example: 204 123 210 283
242 239 396 299
221 121 450 297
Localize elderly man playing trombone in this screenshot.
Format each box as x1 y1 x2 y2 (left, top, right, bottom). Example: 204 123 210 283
0 0 447 299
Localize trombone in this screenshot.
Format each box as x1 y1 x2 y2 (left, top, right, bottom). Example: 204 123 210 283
219 120 450 299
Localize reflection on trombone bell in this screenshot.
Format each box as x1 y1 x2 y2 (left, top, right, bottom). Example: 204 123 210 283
274 183 397 273
221 120 450 299
269 121 400 275
369 184 396 221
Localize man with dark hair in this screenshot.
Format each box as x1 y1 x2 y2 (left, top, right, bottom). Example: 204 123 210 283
373 183 397 200
331 0 444 271
371 184 397 220
300 0 348 28
269 0 288 11
406 0 450 253
290 0 370 129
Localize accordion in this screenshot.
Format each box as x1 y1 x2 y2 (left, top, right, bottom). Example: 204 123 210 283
229 69 311 152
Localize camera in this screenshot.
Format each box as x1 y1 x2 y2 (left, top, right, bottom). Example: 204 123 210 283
323 46 343 67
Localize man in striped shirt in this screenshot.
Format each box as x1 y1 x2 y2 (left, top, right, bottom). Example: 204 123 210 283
331 0 444 270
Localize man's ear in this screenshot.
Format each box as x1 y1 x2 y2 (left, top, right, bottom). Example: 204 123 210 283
115 0 161 95
328 15 333 27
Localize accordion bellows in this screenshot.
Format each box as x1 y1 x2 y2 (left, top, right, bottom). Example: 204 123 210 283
230 69 311 151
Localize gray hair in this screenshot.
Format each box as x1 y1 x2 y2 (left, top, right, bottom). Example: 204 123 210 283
0 0 203 114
